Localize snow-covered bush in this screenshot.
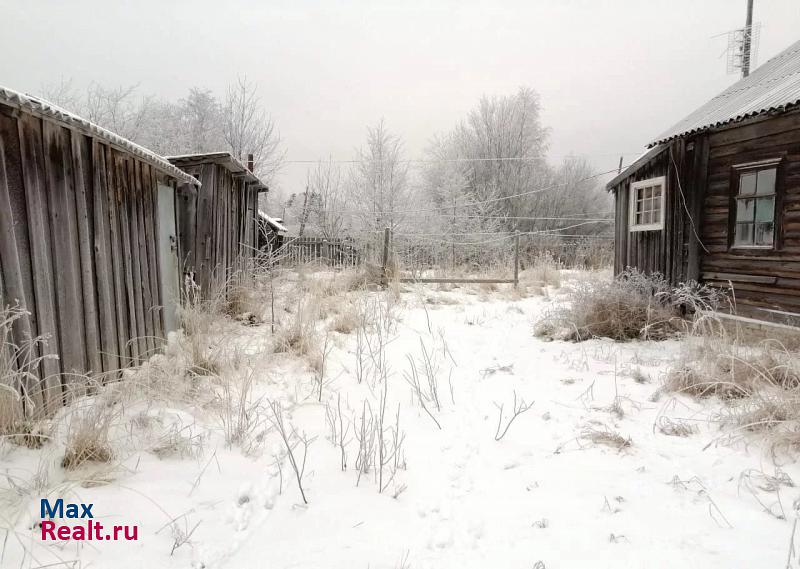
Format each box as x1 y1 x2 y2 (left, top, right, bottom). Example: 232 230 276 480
535 269 725 342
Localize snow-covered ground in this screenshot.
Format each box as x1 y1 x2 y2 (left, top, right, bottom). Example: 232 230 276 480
2 273 798 568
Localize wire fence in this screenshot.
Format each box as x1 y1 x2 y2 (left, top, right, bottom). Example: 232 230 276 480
277 229 613 284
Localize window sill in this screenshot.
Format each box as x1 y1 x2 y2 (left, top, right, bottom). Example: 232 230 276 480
729 245 775 252
629 225 664 233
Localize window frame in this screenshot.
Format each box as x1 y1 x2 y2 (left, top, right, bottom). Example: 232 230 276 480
729 157 782 251
628 176 666 232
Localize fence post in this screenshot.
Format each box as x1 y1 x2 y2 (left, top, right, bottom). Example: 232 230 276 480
322 238 329 266
514 231 520 289
382 227 391 285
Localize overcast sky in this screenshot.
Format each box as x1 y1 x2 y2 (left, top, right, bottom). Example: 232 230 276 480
2 0 799 196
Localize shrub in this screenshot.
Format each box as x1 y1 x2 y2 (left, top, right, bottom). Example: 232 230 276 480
535 269 724 342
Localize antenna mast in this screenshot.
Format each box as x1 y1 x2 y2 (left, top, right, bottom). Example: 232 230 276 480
742 0 754 77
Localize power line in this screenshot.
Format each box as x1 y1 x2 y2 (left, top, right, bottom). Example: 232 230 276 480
299 165 628 217
281 152 642 166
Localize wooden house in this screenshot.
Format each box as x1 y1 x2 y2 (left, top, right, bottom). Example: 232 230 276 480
167 153 268 296
0 85 198 416
608 39 800 324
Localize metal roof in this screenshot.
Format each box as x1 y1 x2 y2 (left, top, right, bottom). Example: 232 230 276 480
167 152 268 191
650 39 800 146
0 85 199 186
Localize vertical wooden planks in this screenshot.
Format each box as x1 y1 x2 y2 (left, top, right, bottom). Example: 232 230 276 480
71 132 102 378
17 114 62 413
141 163 163 345
0 125 43 415
42 120 86 390
91 141 120 374
132 161 155 357
198 164 216 293
106 147 131 367
123 157 147 360
114 152 139 364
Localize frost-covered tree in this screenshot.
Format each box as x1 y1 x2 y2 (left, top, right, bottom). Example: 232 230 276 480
307 160 349 240
38 78 284 185
349 120 411 233
223 76 284 184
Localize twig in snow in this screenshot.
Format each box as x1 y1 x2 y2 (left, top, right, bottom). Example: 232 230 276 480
268 400 314 504
494 391 534 441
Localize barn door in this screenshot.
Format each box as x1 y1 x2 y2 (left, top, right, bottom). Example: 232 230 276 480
157 184 180 333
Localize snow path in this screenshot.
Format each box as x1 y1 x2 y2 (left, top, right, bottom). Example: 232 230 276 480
2 285 797 568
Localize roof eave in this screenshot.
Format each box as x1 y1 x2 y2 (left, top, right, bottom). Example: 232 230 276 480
0 85 200 187
167 152 269 190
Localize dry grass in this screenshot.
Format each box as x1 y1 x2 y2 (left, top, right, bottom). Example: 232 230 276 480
60 390 118 470
656 416 698 437
581 425 632 450
274 297 320 357
665 341 800 400
331 307 359 334
523 252 561 288
535 269 725 342
663 319 800 453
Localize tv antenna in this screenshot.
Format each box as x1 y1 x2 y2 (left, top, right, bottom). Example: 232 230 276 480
725 0 760 77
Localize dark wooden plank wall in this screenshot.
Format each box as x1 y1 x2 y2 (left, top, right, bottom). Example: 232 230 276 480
700 111 800 316
0 106 173 417
176 163 259 298
612 140 693 284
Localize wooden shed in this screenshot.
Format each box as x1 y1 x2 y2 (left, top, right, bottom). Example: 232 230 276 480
167 153 267 296
0 85 198 417
257 211 287 252
608 39 800 324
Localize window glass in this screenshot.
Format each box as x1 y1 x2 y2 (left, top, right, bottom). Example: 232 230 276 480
755 222 774 245
735 223 754 245
630 179 664 230
739 172 757 195
737 198 755 222
756 168 776 195
755 197 774 222
734 165 777 247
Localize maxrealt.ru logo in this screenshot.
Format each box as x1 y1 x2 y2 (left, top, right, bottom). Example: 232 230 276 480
40 499 139 541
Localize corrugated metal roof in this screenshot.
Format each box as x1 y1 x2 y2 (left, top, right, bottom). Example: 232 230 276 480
167 152 268 191
650 39 800 146
0 84 200 186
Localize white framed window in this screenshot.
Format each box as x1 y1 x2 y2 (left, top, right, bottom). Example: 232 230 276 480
628 176 665 232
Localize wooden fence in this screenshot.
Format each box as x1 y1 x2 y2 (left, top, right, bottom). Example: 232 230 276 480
281 236 371 268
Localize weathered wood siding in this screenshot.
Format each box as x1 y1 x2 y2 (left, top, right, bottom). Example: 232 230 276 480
700 111 800 318
0 105 177 416
175 163 259 296
612 139 697 284
613 110 800 321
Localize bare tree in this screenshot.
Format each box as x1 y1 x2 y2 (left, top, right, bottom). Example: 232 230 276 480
83 82 156 142
180 87 224 154
350 120 411 233
223 76 285 184
308 160 349 239
40 77 81 111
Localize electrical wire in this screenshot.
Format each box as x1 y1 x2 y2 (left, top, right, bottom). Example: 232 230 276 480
297 165 628 217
